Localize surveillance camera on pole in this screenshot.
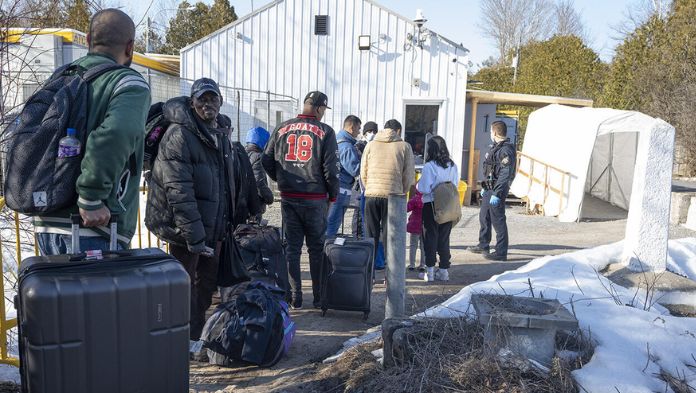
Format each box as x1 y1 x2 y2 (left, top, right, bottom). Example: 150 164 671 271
414 9 427 28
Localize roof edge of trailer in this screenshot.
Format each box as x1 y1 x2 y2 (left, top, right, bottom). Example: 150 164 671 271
2 28 180 76
466 89 594 108
180 0 469 55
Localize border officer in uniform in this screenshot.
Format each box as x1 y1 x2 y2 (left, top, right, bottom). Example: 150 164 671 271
468 121 516 261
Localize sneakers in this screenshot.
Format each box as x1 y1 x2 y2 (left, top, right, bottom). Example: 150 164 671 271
189 340 208 362
419 267 435 282
291 296 303 310
434 268 449 281
419 267 450 282
467 245 489 254
484 252 507 261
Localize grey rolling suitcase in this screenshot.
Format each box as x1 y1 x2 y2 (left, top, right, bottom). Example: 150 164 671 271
320 236 374 320
17 215 190 393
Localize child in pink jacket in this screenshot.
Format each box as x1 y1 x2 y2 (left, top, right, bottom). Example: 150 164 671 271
407 188 425 271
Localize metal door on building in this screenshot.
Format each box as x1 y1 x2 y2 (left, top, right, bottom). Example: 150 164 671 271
404 103 440 163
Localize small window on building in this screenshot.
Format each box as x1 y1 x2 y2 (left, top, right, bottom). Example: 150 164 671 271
315 15 329 35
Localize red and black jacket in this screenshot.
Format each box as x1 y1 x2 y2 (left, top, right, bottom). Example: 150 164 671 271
261 114 339 201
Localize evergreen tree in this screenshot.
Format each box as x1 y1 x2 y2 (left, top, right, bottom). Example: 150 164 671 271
207 0 238 33
162 0 237 55
64 0 91 33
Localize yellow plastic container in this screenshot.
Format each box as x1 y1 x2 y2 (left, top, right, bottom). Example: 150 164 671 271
458 180 467 206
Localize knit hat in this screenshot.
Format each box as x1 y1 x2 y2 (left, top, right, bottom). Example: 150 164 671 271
246 127 270 149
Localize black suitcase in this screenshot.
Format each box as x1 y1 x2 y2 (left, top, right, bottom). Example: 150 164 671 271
17 215 190 393
320 236 374 320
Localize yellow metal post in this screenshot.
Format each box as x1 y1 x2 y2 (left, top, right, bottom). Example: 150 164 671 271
13 213 21 265
137 208 142 249
0 199 19 366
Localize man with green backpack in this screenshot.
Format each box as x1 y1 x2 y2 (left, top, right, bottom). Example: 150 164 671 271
4 10 151 254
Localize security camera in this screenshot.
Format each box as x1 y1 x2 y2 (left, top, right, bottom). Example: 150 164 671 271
414 9 427 28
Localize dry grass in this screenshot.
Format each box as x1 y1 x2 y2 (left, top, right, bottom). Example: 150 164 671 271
304 317 594 393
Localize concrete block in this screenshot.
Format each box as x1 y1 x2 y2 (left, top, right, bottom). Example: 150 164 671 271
684 197 696 231
471 294 578 366
671 192 696 225
623 120 675 272
382 318 415 368
605 263 696 315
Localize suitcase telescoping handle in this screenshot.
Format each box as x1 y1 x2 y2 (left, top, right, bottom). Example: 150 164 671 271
69 213 119 254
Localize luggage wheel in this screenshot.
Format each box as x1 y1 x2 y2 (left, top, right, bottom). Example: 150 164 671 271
362 312 369 321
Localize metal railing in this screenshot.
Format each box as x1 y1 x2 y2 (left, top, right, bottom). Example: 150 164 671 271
0 187 166 367
516 151 571 214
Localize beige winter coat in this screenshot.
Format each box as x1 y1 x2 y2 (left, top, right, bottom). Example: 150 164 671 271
360 128 415 197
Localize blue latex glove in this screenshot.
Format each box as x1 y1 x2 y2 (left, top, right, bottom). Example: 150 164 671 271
480 189 485 197
490 195 501 206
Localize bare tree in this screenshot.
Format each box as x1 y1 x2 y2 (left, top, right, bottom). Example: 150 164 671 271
554 0 586 39
613 0 672 38
479 0 554 62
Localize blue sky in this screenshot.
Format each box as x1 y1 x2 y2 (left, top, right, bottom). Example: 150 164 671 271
127 0 637 66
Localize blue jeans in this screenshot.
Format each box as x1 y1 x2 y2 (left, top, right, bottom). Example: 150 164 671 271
325 191 351 238
36 233 123 256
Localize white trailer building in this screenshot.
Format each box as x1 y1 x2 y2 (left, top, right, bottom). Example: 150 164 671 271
180 0 470 176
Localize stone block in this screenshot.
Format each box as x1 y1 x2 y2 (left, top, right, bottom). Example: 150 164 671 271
684 197 696 231
382 318 415 368
604 263 696 314
471 294 578 367
671 192 695 225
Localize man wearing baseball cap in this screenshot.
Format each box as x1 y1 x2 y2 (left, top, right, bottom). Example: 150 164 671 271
262 90 339 309
146 77 246 349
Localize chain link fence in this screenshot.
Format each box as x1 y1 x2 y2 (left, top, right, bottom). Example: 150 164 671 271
0 71 299 194
147 74 299 144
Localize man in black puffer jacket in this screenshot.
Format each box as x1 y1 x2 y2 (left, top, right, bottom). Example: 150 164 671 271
145 78 260 343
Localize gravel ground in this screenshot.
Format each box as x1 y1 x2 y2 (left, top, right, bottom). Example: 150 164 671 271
189 197 696 392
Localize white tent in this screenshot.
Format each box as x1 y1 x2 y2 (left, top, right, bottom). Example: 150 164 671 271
511 104 672 222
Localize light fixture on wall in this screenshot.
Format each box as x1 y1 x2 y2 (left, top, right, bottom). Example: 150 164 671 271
358 35 371 51
404 9 431 51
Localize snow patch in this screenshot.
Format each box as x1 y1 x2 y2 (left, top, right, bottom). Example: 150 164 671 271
330 238 696 392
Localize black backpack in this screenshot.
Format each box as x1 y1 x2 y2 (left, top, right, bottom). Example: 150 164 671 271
233 224 290 298
143 102 169 171
3 63 125 214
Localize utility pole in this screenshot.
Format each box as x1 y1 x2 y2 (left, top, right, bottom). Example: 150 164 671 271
145 17 151 53
145 17 151 86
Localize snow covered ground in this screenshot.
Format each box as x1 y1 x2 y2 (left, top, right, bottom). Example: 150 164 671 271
334 238 696 393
